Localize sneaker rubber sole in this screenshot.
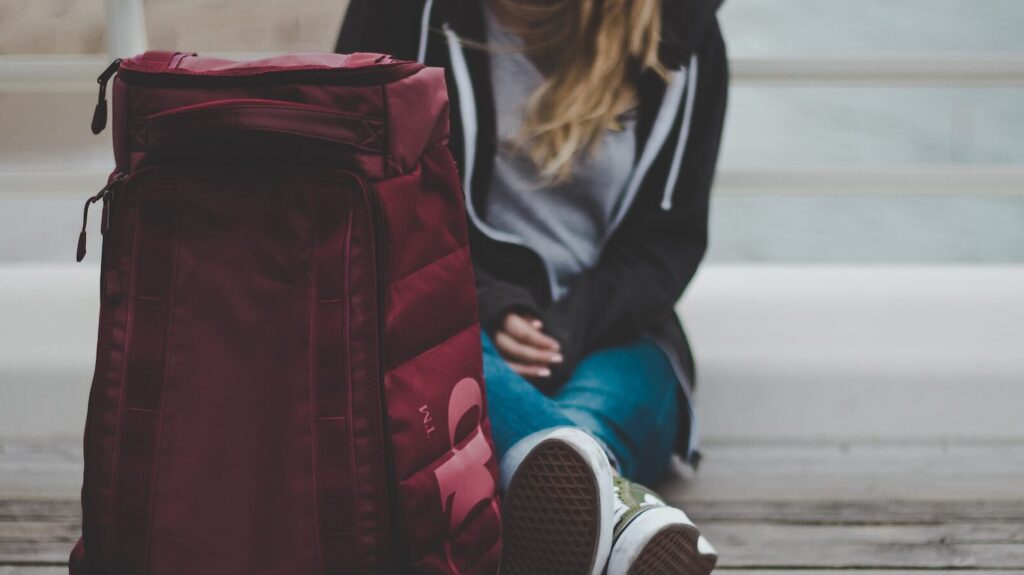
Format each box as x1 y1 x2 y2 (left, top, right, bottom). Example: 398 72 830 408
609 506 717 575
500 433 613 575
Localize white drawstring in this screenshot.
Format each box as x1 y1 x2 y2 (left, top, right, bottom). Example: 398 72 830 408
444 22 563 301
661 54 700 211
429 7 696 213
443 23 478 201
416 0 435 63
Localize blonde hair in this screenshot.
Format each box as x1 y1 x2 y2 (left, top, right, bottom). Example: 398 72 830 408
488 0 666 182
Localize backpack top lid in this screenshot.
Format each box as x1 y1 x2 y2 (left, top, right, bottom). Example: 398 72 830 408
109 51 451 179
120 51 421 78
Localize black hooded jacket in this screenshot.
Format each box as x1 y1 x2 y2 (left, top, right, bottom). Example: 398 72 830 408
337 0 728 461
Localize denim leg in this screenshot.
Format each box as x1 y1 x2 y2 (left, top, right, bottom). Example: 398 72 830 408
550 339 680 485
481 332 576 457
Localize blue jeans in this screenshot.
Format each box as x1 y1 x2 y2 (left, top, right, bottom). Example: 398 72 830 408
482 332 680 485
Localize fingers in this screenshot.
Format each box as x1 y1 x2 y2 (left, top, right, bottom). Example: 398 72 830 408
505 360 552 379
503 314 561 352
494 331 563 366
495 312 565 381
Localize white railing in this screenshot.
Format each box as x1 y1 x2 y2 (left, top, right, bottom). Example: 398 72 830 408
105 0 148 58
6 55 1024 92
732 56 1024 86
715 167 1024 196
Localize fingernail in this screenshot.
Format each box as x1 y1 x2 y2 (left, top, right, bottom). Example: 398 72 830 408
538 368 551 377
551 354 564 363
532 320 544 329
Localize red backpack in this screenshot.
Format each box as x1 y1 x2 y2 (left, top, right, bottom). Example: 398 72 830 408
71 51 502 575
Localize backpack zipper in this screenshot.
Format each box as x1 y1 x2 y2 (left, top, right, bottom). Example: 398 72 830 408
77 174 126 262
91 59 123 135
90 57 422 135
115 62 423 89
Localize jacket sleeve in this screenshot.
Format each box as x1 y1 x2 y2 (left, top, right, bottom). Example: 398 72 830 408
338 0 542 336
543 22 728 380
474 264 544 336
335 0 430 60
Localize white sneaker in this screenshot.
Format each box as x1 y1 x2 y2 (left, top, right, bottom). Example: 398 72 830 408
606 475 718 575
499 428 616 575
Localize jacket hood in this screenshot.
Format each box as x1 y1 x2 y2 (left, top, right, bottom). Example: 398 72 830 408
440 0 724 68
660 0 726 67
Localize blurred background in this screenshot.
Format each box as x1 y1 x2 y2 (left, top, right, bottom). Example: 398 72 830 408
1 0 1023 446
1 1 1023 572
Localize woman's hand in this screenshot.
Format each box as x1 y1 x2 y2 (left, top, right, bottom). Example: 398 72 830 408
495 312 563 380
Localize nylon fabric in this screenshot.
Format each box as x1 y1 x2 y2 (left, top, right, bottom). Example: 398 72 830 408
72 50 502 575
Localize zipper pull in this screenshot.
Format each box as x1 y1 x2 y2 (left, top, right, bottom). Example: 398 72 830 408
91 58 122 135
77 175 124 262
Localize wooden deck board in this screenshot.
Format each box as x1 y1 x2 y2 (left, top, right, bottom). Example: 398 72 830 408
702 522 1024 569
2 440 1023 572
663 441 1024 502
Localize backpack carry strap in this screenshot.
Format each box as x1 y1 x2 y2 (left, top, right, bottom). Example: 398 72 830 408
135 50 192 71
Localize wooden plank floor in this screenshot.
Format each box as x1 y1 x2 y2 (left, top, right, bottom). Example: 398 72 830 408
2 440 1022 573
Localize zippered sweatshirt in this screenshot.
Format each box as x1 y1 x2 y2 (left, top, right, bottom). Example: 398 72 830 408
337 0 729 463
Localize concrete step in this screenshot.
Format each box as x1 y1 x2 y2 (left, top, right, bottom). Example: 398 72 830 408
4 55 1024 173
679 265 1024 443
1 264 1022 442
3 171 1024 265
0 90 109 173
